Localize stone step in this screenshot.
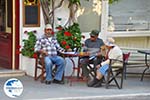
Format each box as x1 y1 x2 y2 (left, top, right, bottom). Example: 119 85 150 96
0 70 26 77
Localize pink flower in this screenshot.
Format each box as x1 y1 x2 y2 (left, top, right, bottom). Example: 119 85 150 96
82 35 85 39
33 30 37 33
24 31 28 34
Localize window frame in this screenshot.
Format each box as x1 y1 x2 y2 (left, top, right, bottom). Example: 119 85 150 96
107 0 150 37
23 0 40 27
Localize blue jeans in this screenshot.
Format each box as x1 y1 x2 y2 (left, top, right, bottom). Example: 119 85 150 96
44 55 65 81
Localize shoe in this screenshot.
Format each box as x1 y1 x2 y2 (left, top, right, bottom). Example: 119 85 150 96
87 78 99 87
53 79 64 84
93 81 102 87
45 80 51 85
101 76 105 83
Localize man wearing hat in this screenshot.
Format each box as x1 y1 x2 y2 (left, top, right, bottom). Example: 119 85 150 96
80 29 104 81
34 24 65 85
87 37 123 87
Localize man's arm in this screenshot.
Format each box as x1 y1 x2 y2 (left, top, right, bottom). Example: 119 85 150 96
34 39 48 55
53 39 65 53
34 39 41 52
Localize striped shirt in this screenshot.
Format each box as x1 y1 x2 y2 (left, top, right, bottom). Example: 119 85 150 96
34 35 64 56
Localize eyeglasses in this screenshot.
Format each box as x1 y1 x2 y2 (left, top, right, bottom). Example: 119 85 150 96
90 36 95 38
46 29 52 31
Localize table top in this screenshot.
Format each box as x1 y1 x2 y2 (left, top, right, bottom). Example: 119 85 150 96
61 52 91 57
61 52 79 57
137 50 150 55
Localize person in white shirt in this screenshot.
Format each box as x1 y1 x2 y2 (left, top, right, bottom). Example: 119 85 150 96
87 37 123 87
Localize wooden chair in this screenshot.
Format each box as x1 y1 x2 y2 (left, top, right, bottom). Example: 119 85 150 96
34 52 63 83
34 52 45 83
105 53 130 89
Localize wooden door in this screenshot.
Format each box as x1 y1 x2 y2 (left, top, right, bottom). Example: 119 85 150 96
0 32 12 69
0 0 12 69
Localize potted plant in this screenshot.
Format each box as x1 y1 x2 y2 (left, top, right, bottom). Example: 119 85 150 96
56 23 82 51
21 30 37 77
21 30 37 58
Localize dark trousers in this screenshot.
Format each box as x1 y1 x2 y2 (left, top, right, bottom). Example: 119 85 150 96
80 56 104 78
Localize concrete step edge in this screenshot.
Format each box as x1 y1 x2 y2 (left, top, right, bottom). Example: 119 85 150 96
0 70 26 77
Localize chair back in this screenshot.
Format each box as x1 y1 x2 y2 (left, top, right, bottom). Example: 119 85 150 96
122 52 130 80
105 52 130 89
123 52 130 63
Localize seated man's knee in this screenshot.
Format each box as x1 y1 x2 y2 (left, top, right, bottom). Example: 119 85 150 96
44 56 53 66
57 56 65 66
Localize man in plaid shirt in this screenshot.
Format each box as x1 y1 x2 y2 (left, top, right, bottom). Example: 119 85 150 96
34 24 65 85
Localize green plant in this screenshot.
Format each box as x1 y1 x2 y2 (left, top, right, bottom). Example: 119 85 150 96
56 23 82 51
21 30 37 58
109 0 120 4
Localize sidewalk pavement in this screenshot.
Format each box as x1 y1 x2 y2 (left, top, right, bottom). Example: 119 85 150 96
0 75 150 100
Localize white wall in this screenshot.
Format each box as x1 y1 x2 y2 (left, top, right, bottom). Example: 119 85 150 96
19 0 45 76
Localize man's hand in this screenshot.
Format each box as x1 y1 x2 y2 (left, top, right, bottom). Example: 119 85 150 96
96 52 102 57
96 64 101 69
40 50 48 55
84 52 90 56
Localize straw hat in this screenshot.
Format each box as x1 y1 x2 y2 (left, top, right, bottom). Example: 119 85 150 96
105 37 115 46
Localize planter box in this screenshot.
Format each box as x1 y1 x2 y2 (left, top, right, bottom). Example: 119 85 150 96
21 55 35 77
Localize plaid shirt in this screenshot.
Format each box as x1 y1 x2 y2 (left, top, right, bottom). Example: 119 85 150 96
34 35 64 56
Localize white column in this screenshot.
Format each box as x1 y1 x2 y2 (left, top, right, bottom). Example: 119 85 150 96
100 0 109 41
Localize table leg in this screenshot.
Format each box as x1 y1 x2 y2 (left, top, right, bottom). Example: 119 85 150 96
141 54 150 81
67 57 87 86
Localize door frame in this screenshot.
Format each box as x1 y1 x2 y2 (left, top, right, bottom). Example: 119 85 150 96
12 0 20 69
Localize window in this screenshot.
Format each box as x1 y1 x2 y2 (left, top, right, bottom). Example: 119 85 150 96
108 0 150 34
23 0 40 27
0 0 6 31
0 0 12 32
77 0 102 32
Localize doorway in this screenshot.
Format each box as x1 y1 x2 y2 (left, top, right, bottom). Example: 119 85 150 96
0 0 19 70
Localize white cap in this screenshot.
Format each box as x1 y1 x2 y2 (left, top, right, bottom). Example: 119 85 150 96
45 24 52 29
105 37 115 46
